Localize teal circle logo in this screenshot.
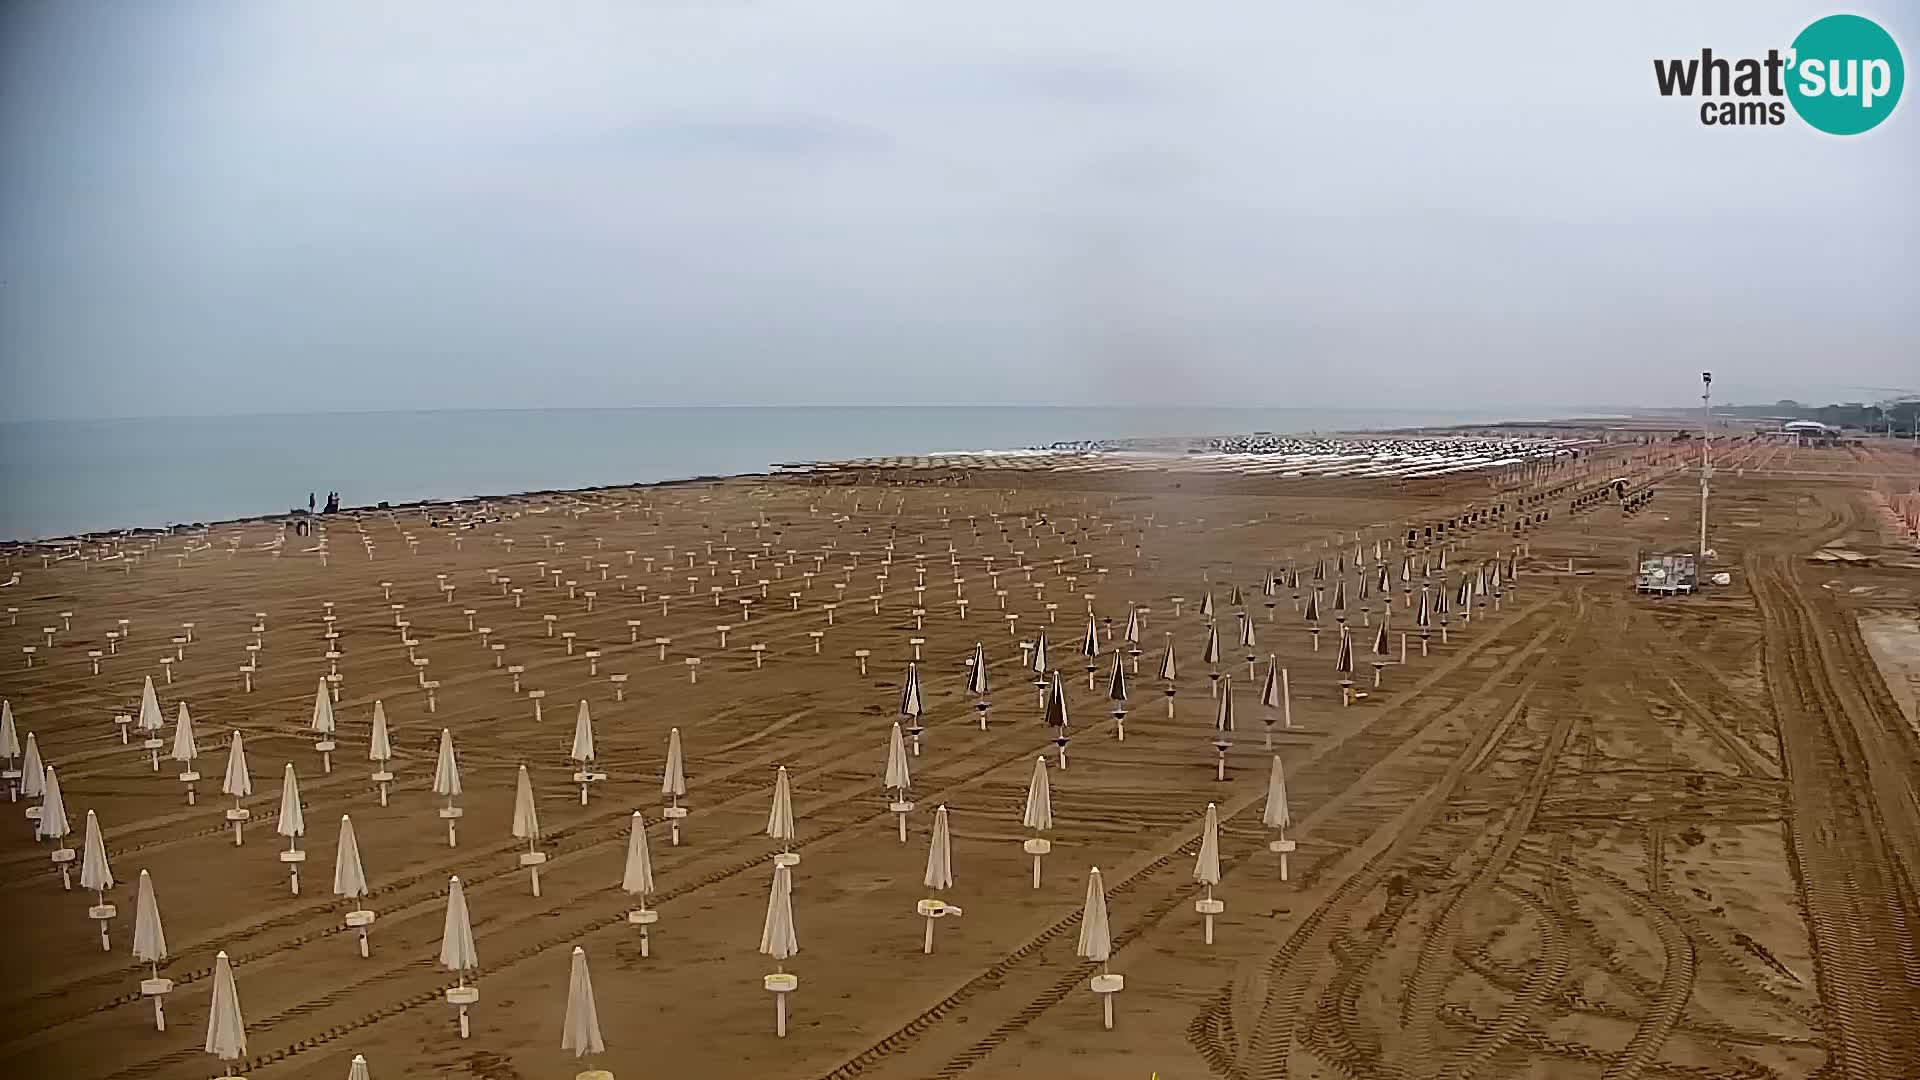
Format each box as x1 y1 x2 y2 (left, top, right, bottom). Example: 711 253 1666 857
1787 14 1904 135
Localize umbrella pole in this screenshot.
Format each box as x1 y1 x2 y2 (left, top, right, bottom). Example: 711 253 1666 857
1204 884 1216 945
923 914 935 954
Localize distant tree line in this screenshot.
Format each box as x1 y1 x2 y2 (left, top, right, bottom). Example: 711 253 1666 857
1719 398 1920 433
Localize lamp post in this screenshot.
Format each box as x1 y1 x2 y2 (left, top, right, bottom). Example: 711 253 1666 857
1699 371 1712 582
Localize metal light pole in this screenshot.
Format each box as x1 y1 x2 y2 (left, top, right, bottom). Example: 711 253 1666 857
1699 371 1712 576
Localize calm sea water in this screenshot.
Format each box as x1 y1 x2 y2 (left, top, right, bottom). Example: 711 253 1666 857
0 406 1576 540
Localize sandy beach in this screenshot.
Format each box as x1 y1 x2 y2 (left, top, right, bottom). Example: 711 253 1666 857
2 430 1918 1080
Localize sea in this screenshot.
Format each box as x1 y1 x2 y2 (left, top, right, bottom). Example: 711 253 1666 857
0 406 1589 541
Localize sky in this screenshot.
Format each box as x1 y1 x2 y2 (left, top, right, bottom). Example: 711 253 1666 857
1 1 1914 421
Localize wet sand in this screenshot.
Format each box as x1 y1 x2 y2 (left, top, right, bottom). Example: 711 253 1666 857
3 437 1919 1080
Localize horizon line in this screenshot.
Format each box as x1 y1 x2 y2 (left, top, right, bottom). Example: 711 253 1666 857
2 402 1633 425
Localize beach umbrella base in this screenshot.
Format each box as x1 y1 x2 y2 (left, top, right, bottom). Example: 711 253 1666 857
279 848 306 894
224 807 249 845
1023 837 1051 888
315 741 335 774
439 805 463 847
89 902 116 950
51 846 75 888
139 977 172 1031
346 908 376 956
1269 837 1296 881
1195 897 1224 945
445 984 480 1038
763 973 799 1037
372 770 393 806
142 738 164 770
917 898 962 953
626 908 658 957
663 805 687 845
889 800 914 842
519 850 548 896
1090 973 1125 1030
177 771 199 805
573 770 606 805
772 851 800 869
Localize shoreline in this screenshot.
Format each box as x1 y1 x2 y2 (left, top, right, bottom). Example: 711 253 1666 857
0 415 1672 548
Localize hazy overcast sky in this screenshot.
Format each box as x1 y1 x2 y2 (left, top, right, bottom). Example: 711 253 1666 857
2 1 1914 420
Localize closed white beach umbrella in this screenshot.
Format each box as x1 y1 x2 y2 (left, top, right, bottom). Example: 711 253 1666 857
513 764 546 897
310 679 337 774
40 765 71 842
132 869 167 965
1079 866 1124 1029
0 699 17 760
368 701 394 806
661 726 689 845
132 868 171 1029
22 731 44 800
81 808 114 891
766 766 797 859
223 732 252 797
622 811 659 956
622 812 656 897
1194 803 1224 943
1077 867 1112 964
560 946 605 1059
137 678 166 771
277 763 307 894
433 729 462 847
440 875 481 1037
138 675 164 736
1264 755 1292 831
346 1055 371 1080
662 728 687 798
171 703 200 804
333 815 368 898
277 764 305 839
919 805 960 953
171 703 197 764
440 876 479 971
1030 627 1048 674
310 679 335 734
81 808 116 949
334 814 376 957
432 729 462 796
1023 756 1053 831
885 722 913 842
512 765 541 842
1 700 21 800
1265 755 1296 881
758 861 799 1037
571 701 595 763
204 950 248 1071
570 701 600 805
368 702 392 762
222 731 252 846
884 722 911 792
760 862 799 960
924 805 954 891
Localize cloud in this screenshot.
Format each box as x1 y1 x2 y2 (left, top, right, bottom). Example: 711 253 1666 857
603 112 896 158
